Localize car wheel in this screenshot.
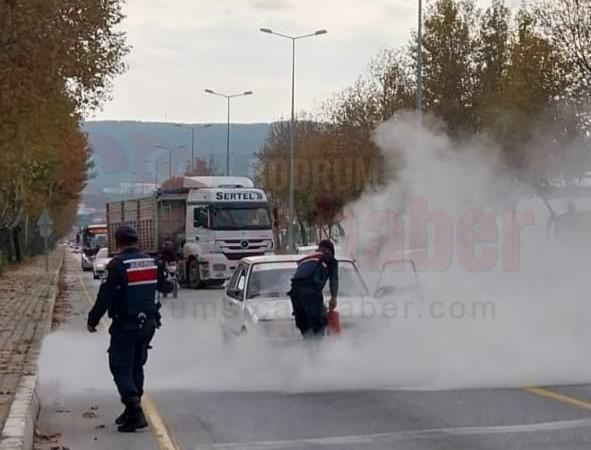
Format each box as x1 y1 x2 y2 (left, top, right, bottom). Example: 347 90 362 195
188 259 202 289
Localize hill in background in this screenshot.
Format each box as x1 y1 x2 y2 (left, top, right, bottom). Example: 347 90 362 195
81 121 270 215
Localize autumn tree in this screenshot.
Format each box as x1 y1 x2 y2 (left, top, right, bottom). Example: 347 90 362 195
490 9 573 172
0 0 128 260
539 0 591 80
421 0 479 136
473 0 511 130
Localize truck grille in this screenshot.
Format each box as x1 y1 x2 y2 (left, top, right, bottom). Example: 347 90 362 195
216 239 270 257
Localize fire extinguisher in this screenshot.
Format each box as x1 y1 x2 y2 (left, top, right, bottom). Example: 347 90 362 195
326 309 341 336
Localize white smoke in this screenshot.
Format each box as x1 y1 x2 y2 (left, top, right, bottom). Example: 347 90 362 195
39 114 591 395
143 110 591 392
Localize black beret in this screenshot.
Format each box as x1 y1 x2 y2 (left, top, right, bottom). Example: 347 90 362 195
115 224 138 244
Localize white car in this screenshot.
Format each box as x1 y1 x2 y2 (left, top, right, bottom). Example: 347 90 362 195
296 244 354 261
92 248 111 280
220 255 418 343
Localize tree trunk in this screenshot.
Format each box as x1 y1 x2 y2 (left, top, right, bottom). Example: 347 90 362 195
9 226 22 263
298 217 308 246
8 227 16 262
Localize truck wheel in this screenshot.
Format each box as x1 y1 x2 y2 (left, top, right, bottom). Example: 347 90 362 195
188 259 202 289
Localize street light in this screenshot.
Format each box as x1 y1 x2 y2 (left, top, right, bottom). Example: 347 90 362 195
173 123 213 173
259 27 327 252
204 89 253 176
154 144 186 180
146 159 170 188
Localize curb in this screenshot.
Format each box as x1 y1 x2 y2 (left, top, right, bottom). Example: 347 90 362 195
0 249 65 450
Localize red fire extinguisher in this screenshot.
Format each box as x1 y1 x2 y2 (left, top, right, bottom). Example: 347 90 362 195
326 309 341 336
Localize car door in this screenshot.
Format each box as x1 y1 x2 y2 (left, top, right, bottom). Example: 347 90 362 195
223 263 248 334
374 259 419 298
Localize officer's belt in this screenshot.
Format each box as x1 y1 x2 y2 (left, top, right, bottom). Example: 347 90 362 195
114 313 157 325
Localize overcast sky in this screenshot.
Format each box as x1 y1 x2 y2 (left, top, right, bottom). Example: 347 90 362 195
92 0 525 124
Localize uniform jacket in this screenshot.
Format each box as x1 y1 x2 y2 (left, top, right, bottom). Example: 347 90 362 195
291 252 339 297
87 247 165 328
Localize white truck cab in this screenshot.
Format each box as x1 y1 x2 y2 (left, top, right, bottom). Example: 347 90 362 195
180 176 275 288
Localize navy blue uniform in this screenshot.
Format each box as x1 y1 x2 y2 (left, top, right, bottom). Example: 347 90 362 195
289 252 339 337
87 247 165 404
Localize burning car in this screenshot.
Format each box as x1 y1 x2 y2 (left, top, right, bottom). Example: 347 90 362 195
220 254 419 343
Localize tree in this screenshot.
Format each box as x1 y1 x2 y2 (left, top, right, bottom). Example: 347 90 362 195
473 0 511 130
539 0 591 80
421 0 479 136
492 8 573 172
0 0 128 260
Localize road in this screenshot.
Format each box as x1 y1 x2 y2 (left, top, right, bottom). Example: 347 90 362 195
35 252 591 450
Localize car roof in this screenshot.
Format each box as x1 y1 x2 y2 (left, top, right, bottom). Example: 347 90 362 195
241 254 355 265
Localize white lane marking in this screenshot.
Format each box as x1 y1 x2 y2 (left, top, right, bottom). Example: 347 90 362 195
198 418 591 450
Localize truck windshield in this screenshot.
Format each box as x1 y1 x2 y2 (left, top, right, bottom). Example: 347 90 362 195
210 205 271 230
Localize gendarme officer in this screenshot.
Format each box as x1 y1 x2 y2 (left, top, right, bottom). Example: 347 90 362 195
289 240 339 338
87 225 170 432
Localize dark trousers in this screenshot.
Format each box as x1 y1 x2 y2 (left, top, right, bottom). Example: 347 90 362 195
290 284 327 338
108 322 155 404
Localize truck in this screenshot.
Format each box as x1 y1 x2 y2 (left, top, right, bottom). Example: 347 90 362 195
79 224 108 271
105 176 275 288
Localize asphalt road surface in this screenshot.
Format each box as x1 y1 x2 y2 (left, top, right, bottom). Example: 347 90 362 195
35 253 591 450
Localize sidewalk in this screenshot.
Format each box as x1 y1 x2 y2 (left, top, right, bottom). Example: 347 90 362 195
34 252 160 450
0 250 64 432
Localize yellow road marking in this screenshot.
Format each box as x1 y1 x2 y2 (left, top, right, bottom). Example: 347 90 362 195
524 386 591 413
77 271 182 450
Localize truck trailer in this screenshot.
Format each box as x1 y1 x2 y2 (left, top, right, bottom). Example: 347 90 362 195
106 176 275 288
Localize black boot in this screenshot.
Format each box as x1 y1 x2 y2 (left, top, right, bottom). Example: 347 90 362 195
117 398 148 432
115 407 128 425
116 394 142 424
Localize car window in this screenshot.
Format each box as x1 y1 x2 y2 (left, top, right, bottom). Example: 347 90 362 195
322 261 369 297
377 260 418 291
227 264 243 290
227 264 247 301
247 265 296 299
243 260 368 299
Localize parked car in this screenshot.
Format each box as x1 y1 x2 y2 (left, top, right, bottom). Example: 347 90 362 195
220 255 418 343
81 249 94 269
92 247 111 280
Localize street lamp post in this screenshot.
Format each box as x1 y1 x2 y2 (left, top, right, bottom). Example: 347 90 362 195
260 27 327 253
155 144 186 180
204 89 253 176
174 123 213 173
147 160 170 188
